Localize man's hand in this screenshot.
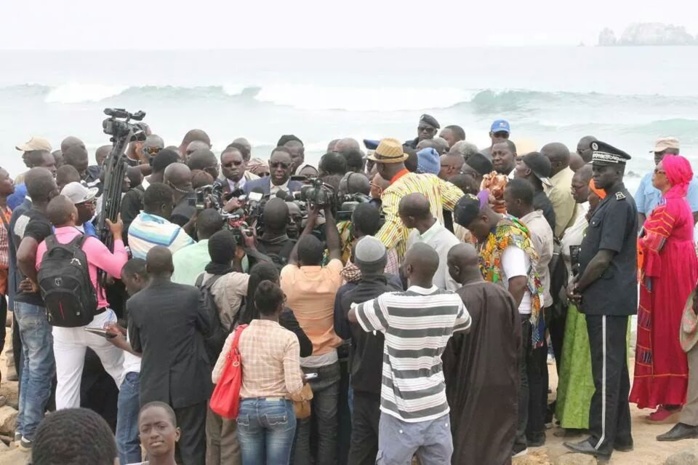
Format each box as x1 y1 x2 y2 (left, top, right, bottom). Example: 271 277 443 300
223 198 243 213
566 281 583 309
106 214 124 239
19 278 38 293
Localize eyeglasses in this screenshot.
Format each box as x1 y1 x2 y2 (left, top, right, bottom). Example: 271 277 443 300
270 161 291 169
418 126 436 133
143 146 161 155
223 160 243 168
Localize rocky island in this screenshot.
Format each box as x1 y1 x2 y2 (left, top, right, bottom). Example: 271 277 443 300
599 23 697 46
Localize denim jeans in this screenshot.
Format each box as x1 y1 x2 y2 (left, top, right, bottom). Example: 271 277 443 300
116 372 141 465
237 398 296 465
14 301 55 441
294 362 340 465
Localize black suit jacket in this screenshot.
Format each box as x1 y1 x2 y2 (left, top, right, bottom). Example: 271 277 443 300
128 280 212 408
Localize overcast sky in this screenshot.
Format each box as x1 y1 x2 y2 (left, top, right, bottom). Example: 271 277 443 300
1 0 697 48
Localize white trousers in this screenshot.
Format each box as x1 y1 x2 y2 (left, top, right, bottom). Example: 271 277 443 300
53 309 125 410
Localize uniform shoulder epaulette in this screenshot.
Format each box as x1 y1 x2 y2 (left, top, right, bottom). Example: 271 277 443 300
615 191 626 200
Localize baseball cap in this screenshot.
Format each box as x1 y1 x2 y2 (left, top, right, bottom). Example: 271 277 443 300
490 120 511 134
416 148 440 175
16 136 52 153
521 152 552 187
61 182 98 205
651 137 680 153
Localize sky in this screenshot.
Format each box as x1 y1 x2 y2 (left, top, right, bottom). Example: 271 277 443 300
1 0 697 48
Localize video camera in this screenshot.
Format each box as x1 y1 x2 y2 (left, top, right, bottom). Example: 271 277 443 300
294 176 335 208
193 184 265 246
336 192 372 221
102 108 148 142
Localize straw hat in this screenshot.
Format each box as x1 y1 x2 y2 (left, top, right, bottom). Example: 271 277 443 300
366 138 408 164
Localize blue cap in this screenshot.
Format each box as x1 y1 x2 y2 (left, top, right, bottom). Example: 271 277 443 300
490 119 510 134
363 139 380 150
416 148 440 175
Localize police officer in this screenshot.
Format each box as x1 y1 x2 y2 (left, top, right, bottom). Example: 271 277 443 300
564 141 638 462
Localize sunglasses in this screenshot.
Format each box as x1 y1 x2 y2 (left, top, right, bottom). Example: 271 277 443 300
223 160 243 168
418 126 436 133
654 169 666 175
143 146 161 155
270 161 291 169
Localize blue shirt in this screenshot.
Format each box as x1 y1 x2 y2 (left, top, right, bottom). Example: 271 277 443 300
7 184 27 211
635 173 698 215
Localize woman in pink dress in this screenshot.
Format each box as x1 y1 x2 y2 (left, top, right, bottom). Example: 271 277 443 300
630 155 698 421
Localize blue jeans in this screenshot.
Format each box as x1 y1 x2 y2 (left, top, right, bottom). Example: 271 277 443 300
237 398 296 465
116 372 141 465
14 302 55 441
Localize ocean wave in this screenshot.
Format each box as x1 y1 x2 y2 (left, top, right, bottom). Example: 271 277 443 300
2 83 698 113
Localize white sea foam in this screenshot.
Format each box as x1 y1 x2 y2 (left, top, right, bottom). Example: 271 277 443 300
44 82 128 104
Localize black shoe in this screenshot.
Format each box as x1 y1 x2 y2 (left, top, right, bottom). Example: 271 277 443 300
511 443 528 458
526 435 546 447
563 438 611 461
657 423 698 442
613 440 634 452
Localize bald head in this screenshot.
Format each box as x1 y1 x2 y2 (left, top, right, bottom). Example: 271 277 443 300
232 137 251 151
399 193 431 219
404 242 439 285
95 145 111 167
163 163 193 192
263 198 290 231
447 243 482 285
187 149 218 173
574 164 593 184
185 140 209 156
540 142 571 176
25 167 57 202
576 136 597 163
146 246 174 276
340 172 370 196
46 195 77 227
569 152 586 172
417 137 449 155
181 129 210 148
61 136 85 154
63 145 89 177
335 138 360 154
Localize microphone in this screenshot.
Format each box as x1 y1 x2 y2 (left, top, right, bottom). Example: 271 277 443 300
275 190 292 201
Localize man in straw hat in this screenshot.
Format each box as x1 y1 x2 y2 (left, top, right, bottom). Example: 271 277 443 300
369 138 463 262
564 140 637 463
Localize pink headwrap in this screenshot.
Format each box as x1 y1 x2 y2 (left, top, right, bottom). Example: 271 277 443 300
663 155 693 199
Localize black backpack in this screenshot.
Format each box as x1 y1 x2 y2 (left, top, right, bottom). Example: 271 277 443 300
38 235 98 327
195 273 231 363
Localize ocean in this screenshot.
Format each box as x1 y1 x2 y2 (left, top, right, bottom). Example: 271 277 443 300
2 46 698 192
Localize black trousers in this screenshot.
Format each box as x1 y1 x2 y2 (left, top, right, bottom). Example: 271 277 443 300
175 402 207 465
586 315 632 455
526 340 549 443
347 392 381 465
514 317 532 451
548 304 567 376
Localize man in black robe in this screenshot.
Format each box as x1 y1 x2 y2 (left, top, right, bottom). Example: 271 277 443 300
443 243 521 465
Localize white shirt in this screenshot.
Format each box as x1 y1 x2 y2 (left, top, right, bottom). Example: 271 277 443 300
270 179 290 196
123 333 141 374
501 245 532 314
406 221 461 291
520 210 554 307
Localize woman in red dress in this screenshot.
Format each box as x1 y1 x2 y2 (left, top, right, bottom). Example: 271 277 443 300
630 155 698 421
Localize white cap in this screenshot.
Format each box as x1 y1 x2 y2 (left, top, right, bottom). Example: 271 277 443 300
61 182 98 205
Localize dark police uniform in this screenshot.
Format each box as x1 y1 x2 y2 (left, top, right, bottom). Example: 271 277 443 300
570 141 638 459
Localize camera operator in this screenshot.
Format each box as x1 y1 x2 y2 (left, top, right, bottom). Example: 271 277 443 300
336 172 371 263
280 203 343 465
254 198 296 268
163 163 197 233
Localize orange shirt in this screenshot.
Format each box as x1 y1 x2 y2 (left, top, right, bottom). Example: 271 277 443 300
280 259 344 356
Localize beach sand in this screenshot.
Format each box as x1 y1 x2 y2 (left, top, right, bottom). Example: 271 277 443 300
0 353 692 464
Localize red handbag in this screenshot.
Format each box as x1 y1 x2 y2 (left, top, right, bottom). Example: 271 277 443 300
210 324 247 419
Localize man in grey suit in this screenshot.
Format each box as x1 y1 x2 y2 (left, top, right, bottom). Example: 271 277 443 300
128 246 212 465
243 147 303 196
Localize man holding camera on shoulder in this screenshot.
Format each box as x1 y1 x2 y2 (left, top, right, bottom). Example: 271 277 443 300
280 202 343 465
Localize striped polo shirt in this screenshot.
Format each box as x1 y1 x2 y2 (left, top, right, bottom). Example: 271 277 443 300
127 211 195 260
354 285 471 422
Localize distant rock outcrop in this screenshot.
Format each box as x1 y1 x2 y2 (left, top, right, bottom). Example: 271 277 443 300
599 23 696 46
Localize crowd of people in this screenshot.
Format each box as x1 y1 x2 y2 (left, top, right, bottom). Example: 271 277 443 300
2 114 698 465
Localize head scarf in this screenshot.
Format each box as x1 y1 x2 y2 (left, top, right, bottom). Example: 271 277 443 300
662 155 693 199
588 179 606 200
